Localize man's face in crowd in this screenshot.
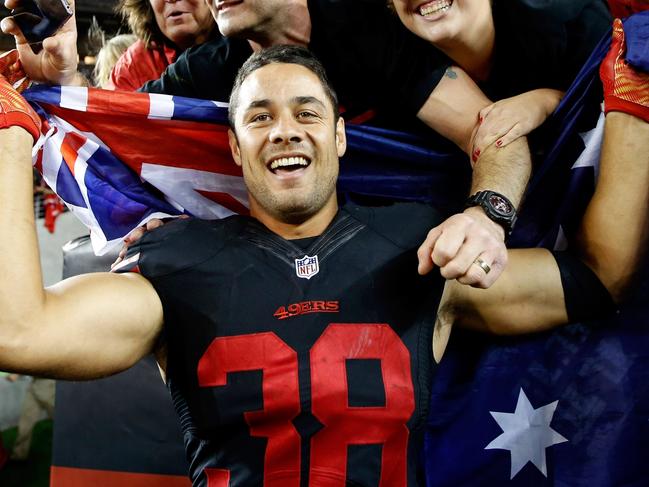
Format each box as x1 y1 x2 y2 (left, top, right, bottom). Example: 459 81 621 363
205 0 286 38
228 63 346 224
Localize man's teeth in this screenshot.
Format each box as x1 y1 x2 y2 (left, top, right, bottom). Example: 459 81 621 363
269 157 309 171
419 0 452 16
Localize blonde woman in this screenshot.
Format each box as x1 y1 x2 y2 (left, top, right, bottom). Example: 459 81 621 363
93 33 136 88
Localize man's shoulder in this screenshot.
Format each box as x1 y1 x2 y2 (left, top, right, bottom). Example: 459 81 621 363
343 202 443 250
139 37 252 99
119 216 247 278
180 37 253 74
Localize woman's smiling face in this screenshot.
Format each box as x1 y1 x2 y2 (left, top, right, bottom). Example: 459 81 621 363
391 0 489 46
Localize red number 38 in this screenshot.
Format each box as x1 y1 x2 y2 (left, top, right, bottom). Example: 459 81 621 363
198 323 415 487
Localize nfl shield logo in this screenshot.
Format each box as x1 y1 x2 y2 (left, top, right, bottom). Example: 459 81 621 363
295 255 319 280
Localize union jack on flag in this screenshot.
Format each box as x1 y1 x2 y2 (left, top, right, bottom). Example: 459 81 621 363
25 85 248 254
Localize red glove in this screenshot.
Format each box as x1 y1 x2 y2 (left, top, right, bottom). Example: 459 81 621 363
0 74 41 144
0 50 30 93
608 0 649 18
600 18 649 122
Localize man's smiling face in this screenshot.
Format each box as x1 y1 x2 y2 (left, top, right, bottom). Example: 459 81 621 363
228 62 346 225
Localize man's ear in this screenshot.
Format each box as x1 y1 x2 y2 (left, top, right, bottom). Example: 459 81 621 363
228 129 242 167
335 117 347 158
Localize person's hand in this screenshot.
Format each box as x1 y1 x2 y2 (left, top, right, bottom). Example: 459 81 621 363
111 216 189 269
471 89 563 164
417 207 507 288
111 219 166 269
1 0 82 86
6 374 20 382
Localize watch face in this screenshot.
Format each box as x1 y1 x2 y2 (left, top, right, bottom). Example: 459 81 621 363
488 194 513 215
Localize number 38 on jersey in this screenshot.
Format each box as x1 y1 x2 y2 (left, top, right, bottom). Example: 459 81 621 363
197 323 416 487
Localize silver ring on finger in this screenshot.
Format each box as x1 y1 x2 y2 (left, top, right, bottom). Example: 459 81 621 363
473 257 491 275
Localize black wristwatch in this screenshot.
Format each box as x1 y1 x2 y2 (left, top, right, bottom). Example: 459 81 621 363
465 190 517 235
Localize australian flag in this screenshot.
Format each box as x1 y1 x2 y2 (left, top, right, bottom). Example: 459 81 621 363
33 12 649 487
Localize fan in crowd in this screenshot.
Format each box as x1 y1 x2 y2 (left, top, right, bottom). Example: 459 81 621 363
389 0 611 161
107 0 219 90
92 32 136 88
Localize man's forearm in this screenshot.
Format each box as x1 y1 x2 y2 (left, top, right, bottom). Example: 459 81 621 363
470 135 531 208
576 112 649 301
438 248 568 335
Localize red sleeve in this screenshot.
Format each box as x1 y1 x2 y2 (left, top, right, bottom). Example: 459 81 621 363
110 40 179 92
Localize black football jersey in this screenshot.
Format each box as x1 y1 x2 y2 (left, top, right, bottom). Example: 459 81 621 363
120 203 444 487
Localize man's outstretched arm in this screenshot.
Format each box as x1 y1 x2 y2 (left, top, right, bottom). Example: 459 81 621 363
0 127 162 380
417 67 532 289
435 249 568 336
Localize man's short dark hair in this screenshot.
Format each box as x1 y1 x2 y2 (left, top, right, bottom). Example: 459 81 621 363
228 45 340 128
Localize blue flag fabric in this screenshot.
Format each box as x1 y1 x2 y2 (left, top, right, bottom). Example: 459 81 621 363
425 306 649 486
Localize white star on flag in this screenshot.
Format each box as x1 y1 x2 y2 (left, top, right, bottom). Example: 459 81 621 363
572 111 605 178
485 388 568 479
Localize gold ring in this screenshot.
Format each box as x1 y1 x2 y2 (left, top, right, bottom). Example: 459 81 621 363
473 257 491 274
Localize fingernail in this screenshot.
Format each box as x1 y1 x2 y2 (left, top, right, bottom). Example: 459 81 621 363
496 140 502 147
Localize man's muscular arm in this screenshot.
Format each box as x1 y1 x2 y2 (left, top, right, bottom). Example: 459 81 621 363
416 66 532 288
437 249 568 335
0 126 162 380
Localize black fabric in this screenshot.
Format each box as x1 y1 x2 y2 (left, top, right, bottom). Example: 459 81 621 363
305 0 450 117
139 36 253 102
140 0 450 118
484 0 611 100
119 202 444 487
552 250 616 323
